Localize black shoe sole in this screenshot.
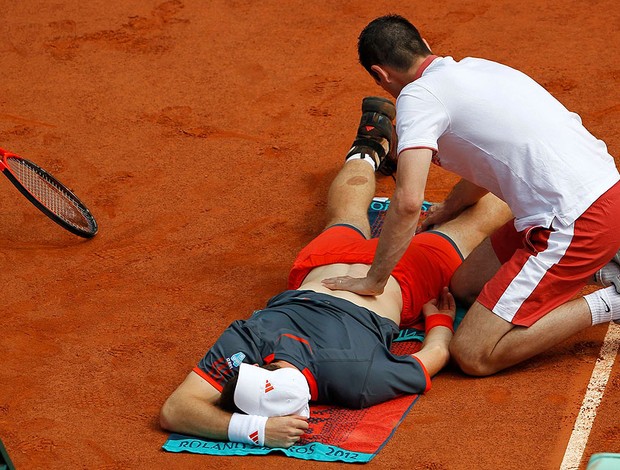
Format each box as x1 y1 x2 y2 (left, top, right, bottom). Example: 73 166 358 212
361 96 396 120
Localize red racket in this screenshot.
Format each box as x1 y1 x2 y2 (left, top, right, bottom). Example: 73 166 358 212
0 147 98 238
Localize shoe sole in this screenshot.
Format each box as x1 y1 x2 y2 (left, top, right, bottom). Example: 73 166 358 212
362 96 396 120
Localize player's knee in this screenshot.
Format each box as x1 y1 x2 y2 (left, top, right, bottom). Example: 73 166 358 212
449 337 497 377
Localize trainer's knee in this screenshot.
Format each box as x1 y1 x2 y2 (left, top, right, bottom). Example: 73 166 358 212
449 336 499 377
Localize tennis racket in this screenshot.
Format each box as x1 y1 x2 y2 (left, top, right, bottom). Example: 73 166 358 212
0 147 98 238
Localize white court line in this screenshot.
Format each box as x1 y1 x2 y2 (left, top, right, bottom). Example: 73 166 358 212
560 322 620 470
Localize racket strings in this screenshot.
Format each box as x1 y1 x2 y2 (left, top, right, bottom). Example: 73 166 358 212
7 158 94 231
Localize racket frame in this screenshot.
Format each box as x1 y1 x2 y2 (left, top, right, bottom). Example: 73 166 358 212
0 147 98 238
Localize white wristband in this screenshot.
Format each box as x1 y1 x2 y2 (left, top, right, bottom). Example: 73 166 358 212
228 413 268 446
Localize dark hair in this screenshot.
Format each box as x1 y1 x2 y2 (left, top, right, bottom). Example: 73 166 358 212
358 14 432 80
218 363 282 414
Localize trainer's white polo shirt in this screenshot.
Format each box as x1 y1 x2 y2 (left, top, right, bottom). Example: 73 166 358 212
396 56 619 231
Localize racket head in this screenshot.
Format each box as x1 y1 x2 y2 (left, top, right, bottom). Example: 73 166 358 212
0 148 98 238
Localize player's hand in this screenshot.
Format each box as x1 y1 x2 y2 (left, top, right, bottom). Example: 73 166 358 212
264 415 309 448
420 202 457 232
422 286 456 320
321 275 385 296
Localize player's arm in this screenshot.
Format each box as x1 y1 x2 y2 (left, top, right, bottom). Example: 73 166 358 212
160 371 308 448
421 178 489 231
160 372 231 440
412 287 456 376
322 148 432 295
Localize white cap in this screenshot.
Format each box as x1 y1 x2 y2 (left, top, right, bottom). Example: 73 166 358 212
234 363 311 418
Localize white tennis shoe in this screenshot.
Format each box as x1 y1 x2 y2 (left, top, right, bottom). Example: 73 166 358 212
593 249 620 288
593 255 620 324
593 262 620 288
610 273 620 325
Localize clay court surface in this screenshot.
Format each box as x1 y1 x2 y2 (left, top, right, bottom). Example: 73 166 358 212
1 0 619 468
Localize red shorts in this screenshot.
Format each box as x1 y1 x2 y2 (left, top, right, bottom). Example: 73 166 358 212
479 181 620 327
287 225 463 329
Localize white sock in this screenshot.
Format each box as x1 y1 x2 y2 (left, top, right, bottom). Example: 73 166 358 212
345 152 377 170
584 286 620 324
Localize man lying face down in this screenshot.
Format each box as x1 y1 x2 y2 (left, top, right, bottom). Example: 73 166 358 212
160 97 512 447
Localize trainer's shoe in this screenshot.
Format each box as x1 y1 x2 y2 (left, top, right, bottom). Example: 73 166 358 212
611 274 620 325
345 96 398 176
592 251 620 288
594 264 615 287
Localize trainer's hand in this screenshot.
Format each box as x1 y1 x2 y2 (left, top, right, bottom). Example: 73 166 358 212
264 415 309 448
321 275 385 296
422 287 456 320
420 202 458 232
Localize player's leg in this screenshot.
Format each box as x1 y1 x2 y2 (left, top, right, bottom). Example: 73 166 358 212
432 193 512 259
324 97 397 236
287 97 397 291
324 159 377 238
429 194 511 305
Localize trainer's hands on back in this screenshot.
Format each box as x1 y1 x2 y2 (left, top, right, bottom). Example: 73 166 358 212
264 415 309 448
321 275 385 296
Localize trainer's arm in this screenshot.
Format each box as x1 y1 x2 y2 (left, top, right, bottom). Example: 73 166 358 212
323 148 432 295
160 371 308 447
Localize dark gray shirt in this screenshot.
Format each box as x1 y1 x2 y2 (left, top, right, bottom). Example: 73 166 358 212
196 290 428 409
